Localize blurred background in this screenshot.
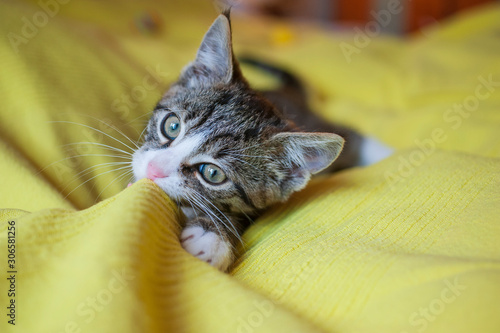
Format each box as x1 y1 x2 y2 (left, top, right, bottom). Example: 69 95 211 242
233 0 497 34
2 0 500 208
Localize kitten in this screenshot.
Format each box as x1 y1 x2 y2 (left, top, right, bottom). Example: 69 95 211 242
131 12 392 271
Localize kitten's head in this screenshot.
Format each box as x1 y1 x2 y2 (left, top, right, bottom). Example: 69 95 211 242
132 13 344 215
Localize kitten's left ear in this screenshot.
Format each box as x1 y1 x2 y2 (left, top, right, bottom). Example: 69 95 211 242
181 13 236 87
269 132 344 197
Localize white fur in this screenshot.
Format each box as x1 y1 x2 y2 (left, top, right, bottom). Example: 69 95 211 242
358 137 394 166
181 226 232 271
132 134 204 200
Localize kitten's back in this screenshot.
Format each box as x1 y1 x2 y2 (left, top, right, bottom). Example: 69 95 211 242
240 57 366 171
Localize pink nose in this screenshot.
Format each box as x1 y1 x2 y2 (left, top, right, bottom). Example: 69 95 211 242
146 162 167 180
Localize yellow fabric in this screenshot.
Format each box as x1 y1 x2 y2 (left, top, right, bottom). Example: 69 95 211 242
0 1 499 332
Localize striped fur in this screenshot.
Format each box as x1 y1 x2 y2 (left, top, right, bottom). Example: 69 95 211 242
132 12 347 271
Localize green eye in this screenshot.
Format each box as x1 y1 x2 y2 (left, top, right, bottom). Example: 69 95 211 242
198 163 226 184
161 114 181 140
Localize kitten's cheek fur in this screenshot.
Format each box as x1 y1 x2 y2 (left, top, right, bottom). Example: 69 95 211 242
132 148 153 181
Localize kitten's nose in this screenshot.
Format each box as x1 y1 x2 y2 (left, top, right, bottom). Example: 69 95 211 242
146 161 167 180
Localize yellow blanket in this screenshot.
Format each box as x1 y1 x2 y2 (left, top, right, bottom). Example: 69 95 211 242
1 0 499 332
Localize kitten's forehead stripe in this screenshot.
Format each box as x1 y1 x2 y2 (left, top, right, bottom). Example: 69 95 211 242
243 128 260 140
189 106 216 131
217 91 233 105
206 132 238 143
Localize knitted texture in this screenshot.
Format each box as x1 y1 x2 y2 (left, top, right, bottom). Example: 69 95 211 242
0 1 499 332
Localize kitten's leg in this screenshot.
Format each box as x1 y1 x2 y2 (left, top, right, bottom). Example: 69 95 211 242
180 217 235 271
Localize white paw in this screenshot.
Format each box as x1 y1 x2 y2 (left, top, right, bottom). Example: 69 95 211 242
181 226 232 271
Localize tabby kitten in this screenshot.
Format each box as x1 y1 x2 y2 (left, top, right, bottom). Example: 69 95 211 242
132 12 388 271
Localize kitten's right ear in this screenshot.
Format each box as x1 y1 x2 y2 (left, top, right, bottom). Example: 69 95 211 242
179 14 234 87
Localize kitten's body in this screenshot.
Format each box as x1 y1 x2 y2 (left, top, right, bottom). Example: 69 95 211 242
132 12 392 271
239 57 365 171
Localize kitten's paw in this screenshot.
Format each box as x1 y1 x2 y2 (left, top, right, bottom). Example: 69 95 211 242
181 226 232 271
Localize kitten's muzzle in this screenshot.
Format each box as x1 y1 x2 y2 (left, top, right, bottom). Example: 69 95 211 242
146 161 168 180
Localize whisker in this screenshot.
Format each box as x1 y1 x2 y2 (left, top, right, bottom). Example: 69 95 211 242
74 114 141 150
36 152 131 177
72 161 132 178
49 121 137 153
63 142 133 156
63 165 131 199
94 170 134 203
62 153 132 160
187 193 225 243
125 112 152 127
61 162 132 194
191 191 243 246
240 210 255 225
183 196 199 219
137 126 149 144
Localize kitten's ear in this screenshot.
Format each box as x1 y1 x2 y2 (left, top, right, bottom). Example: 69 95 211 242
269 132 344 195
181 13 235 86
